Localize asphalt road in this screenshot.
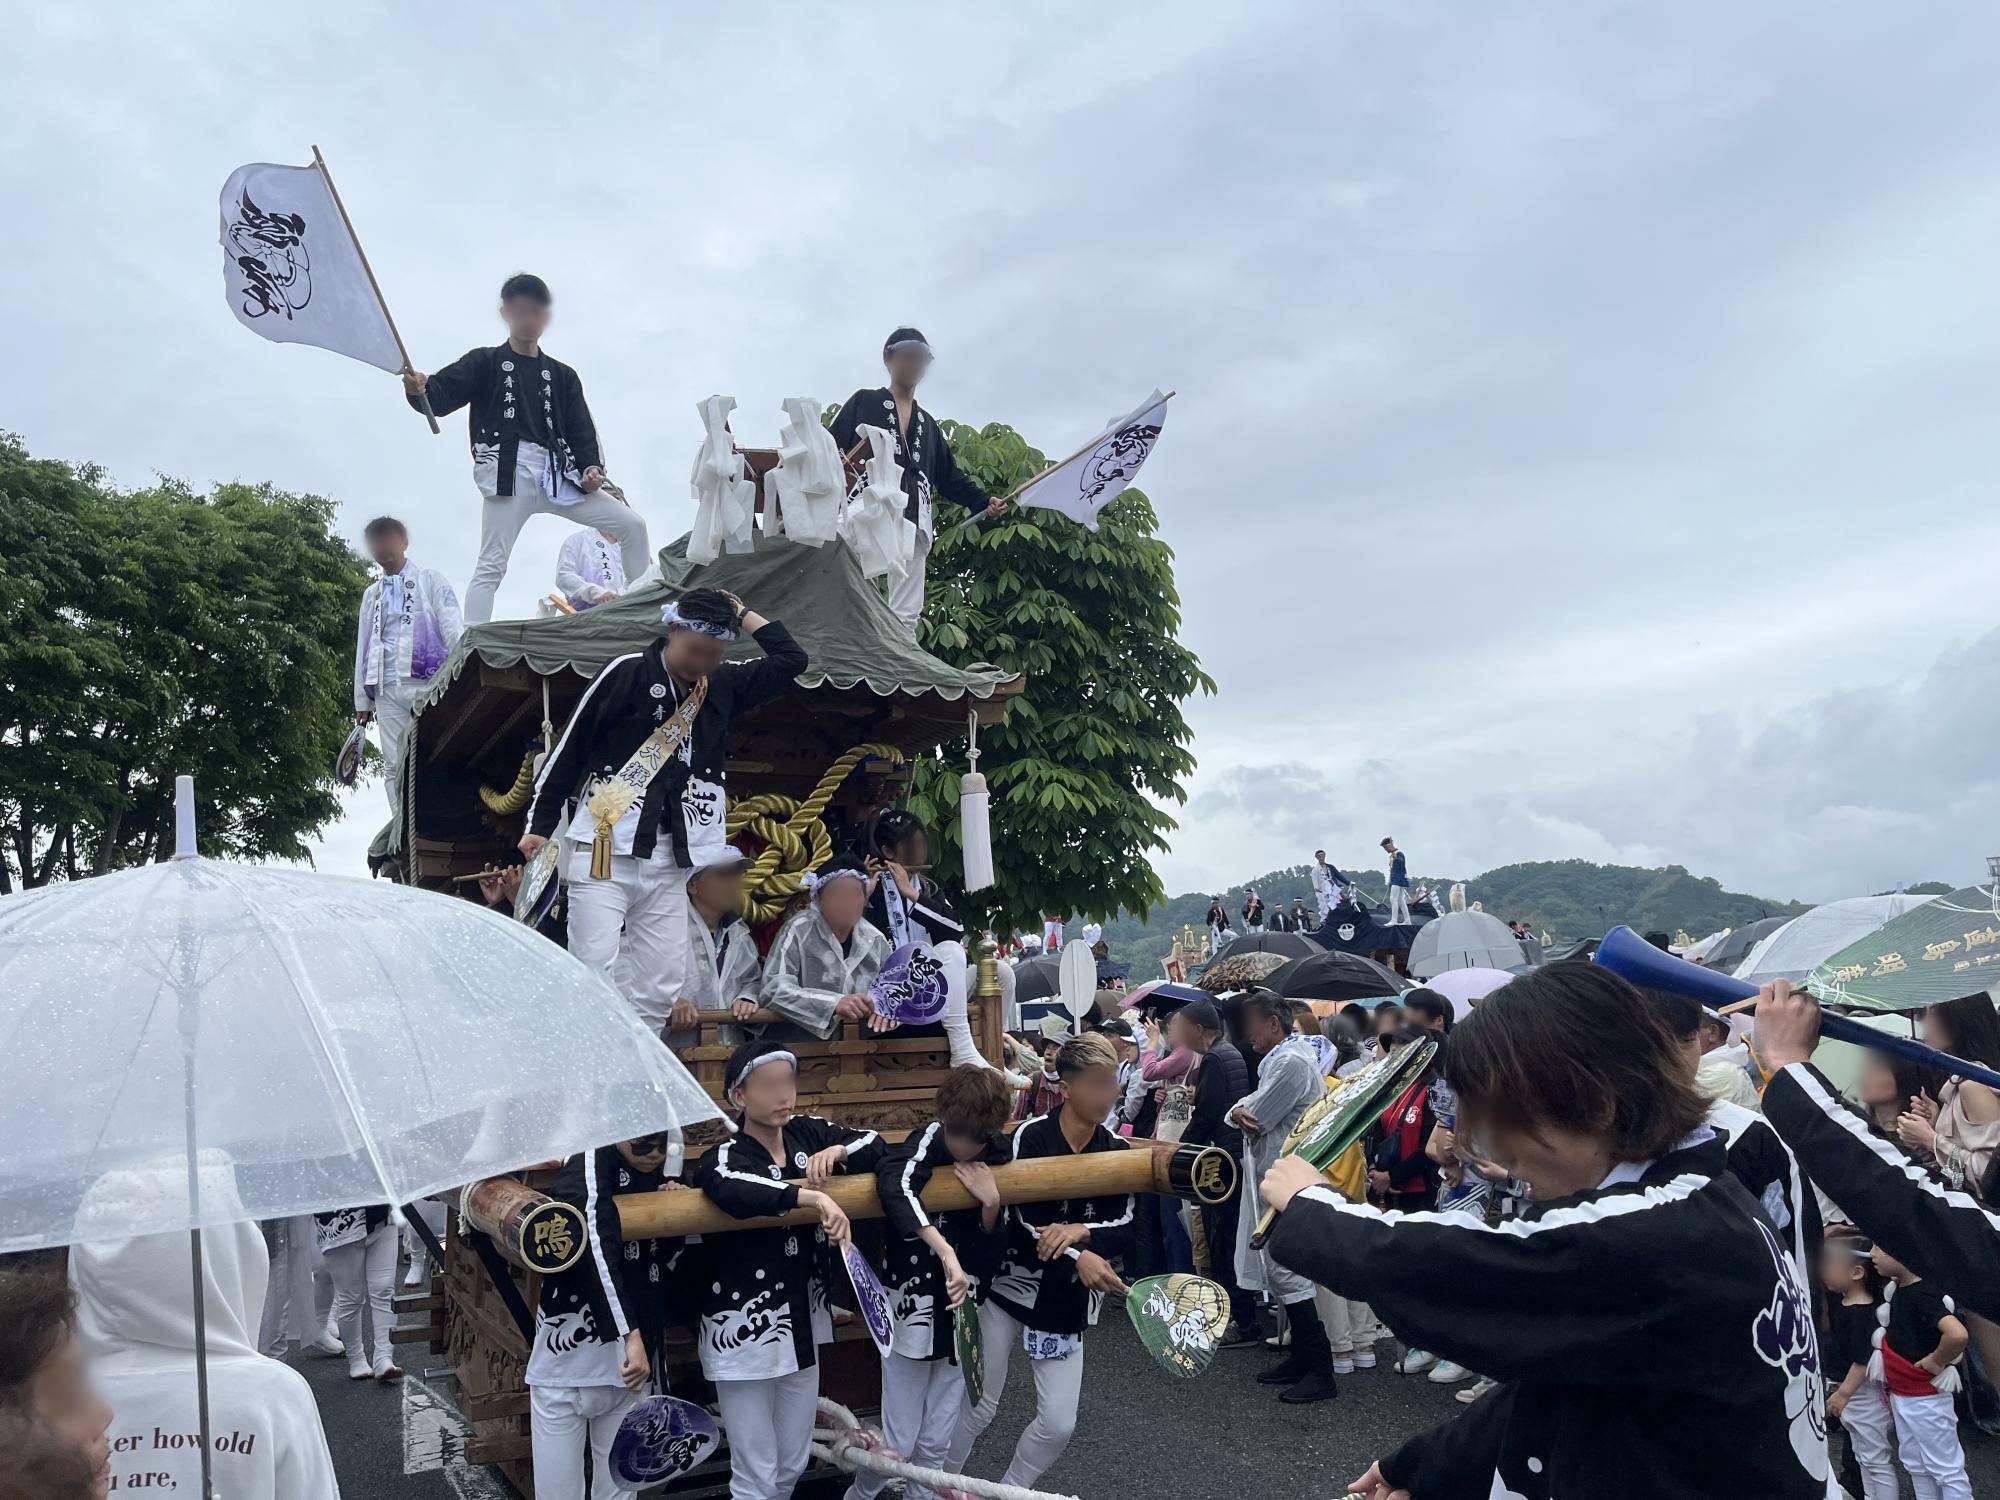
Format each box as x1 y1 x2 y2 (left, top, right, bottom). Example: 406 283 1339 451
298 1296 2000 1497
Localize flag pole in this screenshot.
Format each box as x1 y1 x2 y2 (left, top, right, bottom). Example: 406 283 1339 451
999 391 1175 503
310 144 440 435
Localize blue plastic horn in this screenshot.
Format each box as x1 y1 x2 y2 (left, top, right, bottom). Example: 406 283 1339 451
1593 924 2000 1092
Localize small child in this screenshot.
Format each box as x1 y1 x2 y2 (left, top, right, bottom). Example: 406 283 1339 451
947 1032 1132 1490
1819 1232 1894 1500
852 1066 1014 1500
527 1134 679 1500
1871 1241 1973 1500
694 1042 885 1500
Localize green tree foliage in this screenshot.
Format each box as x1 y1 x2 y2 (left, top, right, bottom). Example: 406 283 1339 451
1099 858 1814 980
0 433 369 889
878 416 1214 933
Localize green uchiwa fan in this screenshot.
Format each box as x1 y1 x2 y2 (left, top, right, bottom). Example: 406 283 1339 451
954 1301 985 1406
1248 1034 1439 1248
1124 1273 1231 1379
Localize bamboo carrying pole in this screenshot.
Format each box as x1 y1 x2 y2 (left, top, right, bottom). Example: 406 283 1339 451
614 1137 1236 1240
310 144 440 434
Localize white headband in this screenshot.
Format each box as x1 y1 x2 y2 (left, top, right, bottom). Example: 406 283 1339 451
803 867 868 897
661 602 739 640
729 1049 797 1093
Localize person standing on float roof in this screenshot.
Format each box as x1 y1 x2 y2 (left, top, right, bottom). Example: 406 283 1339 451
402 272 649 624
830 327 1009 631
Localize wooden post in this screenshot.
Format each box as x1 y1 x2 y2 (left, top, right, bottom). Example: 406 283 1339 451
613 1138 1237 1239
310 144 440 434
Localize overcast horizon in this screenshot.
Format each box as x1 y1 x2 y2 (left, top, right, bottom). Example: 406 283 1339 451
5 4 1997 911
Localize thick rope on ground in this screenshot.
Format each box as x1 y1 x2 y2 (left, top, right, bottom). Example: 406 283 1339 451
726 741 905 923
810 1397 1078 1500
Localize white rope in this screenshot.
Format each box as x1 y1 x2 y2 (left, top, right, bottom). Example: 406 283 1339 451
809 1397 1078 1500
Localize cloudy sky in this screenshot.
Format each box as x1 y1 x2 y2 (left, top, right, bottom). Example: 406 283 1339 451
4 4 1995 905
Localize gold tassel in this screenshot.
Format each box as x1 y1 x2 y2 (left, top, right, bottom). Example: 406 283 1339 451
590 821 613 881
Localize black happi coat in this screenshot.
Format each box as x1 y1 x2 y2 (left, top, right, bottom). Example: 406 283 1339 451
1764 1061 2000 1322
875 1122 1011 1360
865 874 964 950
829 388 986 530
1708 1098 1822 1296
526 623 807 865
529 1146 676 1383
1268 1132 1832 1500
987 1109 1134 1337
691 1115 885 1379
413 344 602 496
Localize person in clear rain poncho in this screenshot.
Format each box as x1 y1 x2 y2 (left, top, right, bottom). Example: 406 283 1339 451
758 856 891 1040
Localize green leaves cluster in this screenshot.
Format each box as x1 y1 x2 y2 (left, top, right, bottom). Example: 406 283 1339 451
0 433 369 888
890 416 1214 933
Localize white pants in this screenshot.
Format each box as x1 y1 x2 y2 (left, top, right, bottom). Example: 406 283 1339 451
468 475 650 626
257 1217 335 1355
946 1303 1083 1490
1314 1286 1380 1355
715 1366 820 1500
1889 1389 1972 1500
1387 885 1410 925
1839 1378 1897 1500
847 1353 965 1500
325 1223 398 1376
567 841 690 1035
529 1383 638 1500
374 678 421 813
403 1199 446 1285
887 528 932 631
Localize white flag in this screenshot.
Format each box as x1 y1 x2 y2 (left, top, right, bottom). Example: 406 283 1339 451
1012 389 1171 530
219 162 403 373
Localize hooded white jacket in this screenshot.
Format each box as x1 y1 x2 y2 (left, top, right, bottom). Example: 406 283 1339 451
69 1158 341 1500
1698 1040 1764 1112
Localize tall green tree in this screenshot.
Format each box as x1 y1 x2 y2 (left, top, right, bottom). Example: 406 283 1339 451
890 416 1214 931
0 434 369 889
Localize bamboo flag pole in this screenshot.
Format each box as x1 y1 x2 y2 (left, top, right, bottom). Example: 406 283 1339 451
311 144 439 434
999 390 1176 504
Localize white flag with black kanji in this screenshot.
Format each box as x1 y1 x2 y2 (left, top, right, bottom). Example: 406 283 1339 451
218 162 403 372
1011 389 1171 530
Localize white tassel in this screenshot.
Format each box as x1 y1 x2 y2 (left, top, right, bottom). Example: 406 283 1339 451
960 710 994 893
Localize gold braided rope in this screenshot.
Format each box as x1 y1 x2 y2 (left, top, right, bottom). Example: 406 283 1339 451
478 751 539 815
727 741 906 923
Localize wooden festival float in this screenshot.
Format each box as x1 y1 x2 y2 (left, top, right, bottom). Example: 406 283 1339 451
375 531 1238 1494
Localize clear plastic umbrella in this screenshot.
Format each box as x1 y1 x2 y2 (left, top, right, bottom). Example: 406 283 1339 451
1732 894 1937 986
0 780 722 1254
1 778 723 1499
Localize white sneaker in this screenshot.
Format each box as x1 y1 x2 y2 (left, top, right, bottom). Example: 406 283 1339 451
1331 1352 1356 1375
309 1331 345 1357
1264 1327 1292 1349
1428 1359 1472 1384
1351 1348 1377 1370
1397 1349 1436 1375
404 1261 425 1287
1457 1375 1498 1404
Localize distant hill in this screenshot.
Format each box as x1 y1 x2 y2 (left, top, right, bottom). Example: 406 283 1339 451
1096 859 1815 983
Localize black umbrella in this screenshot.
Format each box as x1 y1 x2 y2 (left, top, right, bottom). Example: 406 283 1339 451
1545 936 1601 964
1207 931 1321 966
1012 954 1063 1003
1700 916 1788 974
1270 949 1408 1003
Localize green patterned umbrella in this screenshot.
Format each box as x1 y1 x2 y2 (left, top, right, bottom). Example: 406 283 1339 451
1808 883 2000 1011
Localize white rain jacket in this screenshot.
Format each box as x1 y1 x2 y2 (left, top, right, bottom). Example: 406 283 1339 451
70 1156 342 1500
